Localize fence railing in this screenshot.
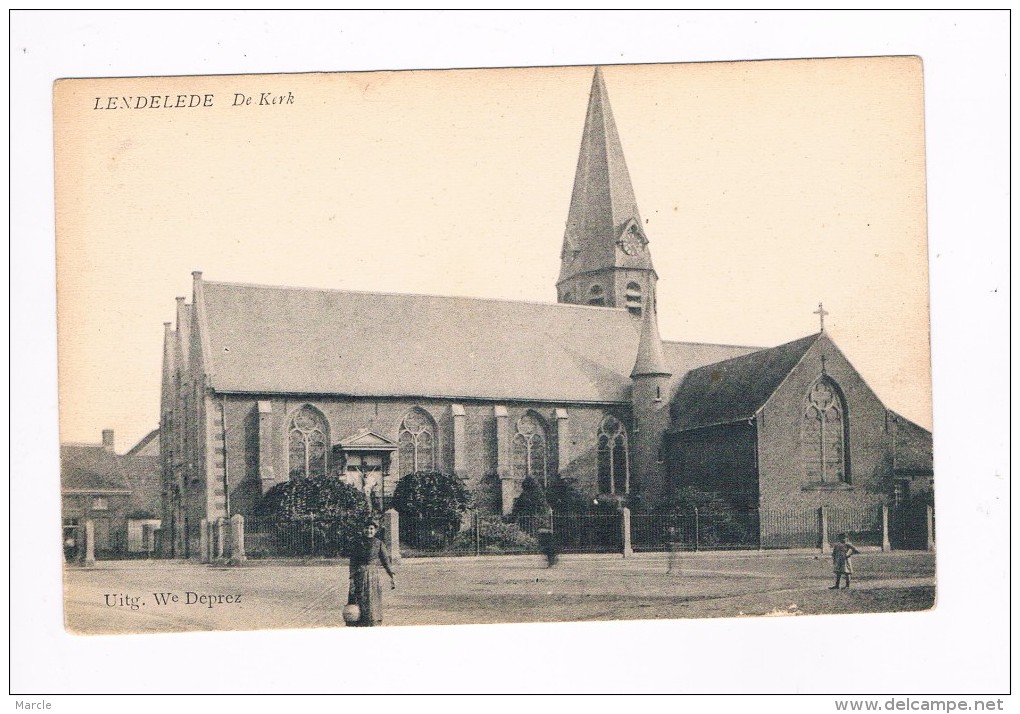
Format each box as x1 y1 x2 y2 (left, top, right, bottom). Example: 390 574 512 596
399 512 626 557
243 516 351 559
235 504 910 560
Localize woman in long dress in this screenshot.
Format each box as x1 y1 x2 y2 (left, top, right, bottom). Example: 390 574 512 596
347 522 396 626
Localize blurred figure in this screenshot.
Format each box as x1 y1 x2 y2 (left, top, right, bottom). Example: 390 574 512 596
665 525 681 575
537 527 559 568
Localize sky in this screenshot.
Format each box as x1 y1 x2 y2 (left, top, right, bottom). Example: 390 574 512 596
11 11 1009 699
53 56 931 451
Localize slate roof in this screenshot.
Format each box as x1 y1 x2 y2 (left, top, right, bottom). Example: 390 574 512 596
670 333 821 432
892 413 934 473
60 444 131 493
558 68 654 284
199 280 759 404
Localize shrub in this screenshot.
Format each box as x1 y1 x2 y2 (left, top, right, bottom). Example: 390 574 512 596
451 517 538 553
255 476 372 556
391 471 471 547
510 476 551 519
663 486 757 547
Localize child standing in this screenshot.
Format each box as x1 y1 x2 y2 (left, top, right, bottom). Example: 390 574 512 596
830 533 860 589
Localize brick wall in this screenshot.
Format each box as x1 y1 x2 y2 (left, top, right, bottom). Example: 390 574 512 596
217 395 632 517
756 335 892 514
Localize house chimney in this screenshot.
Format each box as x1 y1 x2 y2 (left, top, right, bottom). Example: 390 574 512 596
102 429 115 452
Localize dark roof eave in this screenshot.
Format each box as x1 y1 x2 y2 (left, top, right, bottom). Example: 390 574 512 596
210 389 630 407
668 415 758 435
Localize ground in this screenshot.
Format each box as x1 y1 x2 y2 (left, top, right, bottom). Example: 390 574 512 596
63 550 935 635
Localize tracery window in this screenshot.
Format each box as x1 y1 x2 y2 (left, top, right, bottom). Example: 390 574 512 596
288 405 328 480
588 284 605 307
512 412 549 486
399 408 436 475
625 282 642 317
597 416 630 494
802 379 848 484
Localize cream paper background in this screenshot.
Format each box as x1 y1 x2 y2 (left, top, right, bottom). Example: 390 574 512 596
54 58 930 451
12 10 1009 699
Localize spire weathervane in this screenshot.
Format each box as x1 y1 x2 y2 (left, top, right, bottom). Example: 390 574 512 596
814 302 829 332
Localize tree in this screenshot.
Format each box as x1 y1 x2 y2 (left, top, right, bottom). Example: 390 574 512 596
256 476 372 556
391 471 471 548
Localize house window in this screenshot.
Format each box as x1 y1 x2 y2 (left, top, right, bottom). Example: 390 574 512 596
512 412 549 486
91 497 109 511
288 405 329 480
625 282 642 317
588 284 605 307
802 378 848 484
399 408 436 475
597 416 630 494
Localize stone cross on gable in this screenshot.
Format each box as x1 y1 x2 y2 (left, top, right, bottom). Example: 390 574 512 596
814 302 829 332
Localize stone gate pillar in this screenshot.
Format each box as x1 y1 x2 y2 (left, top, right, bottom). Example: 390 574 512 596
881 504 891 552
229 514 247 565
621 507 633 558
818 506 831 554
84 519 96 567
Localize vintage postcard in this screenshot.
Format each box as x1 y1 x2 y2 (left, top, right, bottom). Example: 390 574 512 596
55 58 935 636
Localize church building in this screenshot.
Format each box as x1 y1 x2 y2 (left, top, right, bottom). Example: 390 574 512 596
158 68 932 557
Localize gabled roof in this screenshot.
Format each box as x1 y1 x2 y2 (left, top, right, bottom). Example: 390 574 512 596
197 279 759 404
558 68 654 284
338 430 399 451
670 333 821 432
125 428 160 457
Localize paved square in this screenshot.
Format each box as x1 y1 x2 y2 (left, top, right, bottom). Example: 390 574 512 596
63 550 936 634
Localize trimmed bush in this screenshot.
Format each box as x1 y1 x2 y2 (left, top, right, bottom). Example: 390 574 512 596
256 476 372 557
392 471 471 548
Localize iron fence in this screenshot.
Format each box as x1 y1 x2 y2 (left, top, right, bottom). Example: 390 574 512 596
243 516 350 559
827 505 884 547
760 508 819 549
238 503 895 559
398 512 626 557
632 510 760 552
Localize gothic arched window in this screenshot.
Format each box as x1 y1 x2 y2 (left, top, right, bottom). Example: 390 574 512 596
597 416 630 494
512 412 549 486
625 282 642 317
399 408 436 476
802 378 848 484
288 405 329 480
588 284 605 307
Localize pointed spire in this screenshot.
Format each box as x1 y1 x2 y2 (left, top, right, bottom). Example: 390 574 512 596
559 67 654 285
631 297 671 378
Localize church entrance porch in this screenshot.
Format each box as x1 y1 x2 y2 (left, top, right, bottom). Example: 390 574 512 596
334 430 398 512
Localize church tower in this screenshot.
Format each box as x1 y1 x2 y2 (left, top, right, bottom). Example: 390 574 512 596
557 67 657 317
630 297 672 506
